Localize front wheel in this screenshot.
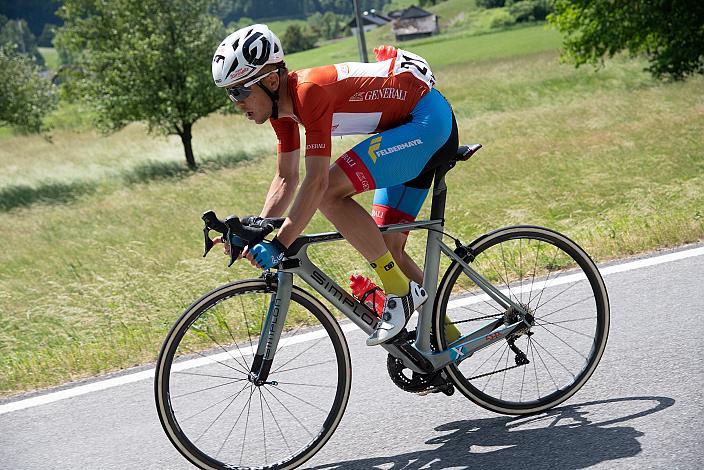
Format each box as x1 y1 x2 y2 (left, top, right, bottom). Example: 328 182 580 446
155 279 352 469
433 226 609 415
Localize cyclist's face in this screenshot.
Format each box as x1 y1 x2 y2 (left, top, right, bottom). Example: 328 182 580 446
230 71 278 124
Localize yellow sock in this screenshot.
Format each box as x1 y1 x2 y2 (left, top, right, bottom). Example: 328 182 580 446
445 316 462 343
371 251 409 296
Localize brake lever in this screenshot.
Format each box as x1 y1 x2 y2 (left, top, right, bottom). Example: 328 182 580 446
225 227 244 267
203 225 214 257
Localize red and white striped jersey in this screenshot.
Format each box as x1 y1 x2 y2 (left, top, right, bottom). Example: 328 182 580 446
271 48 435 157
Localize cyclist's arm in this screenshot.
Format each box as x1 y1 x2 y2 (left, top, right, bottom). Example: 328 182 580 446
275 156 329 247
260 148 300 218
271 82 332 247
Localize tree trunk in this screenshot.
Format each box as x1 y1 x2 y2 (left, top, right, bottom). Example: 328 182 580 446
179 122 196 169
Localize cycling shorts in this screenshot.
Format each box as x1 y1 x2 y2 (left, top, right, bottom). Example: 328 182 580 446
335 88 458 231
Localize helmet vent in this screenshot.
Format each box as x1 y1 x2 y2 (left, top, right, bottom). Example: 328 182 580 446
226 58 240 77
232 38 239 52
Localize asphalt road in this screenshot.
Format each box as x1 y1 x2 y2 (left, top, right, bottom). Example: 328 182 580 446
1 243 703 470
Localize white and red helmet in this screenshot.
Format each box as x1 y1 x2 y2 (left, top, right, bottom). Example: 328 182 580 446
212 24 285 88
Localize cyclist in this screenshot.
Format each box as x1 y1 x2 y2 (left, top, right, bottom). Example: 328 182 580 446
212 24 460 346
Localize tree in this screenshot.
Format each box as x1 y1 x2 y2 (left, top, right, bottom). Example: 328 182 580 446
549 0 704 80
56 0 227 168
281 24 317 54
0 47 57 132
0 17 44 66
308 12 347 40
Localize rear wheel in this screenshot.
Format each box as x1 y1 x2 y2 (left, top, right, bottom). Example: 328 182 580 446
433 226 609 415
155 279 352 469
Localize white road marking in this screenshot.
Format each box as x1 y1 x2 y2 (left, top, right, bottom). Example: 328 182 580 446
1 245 702 415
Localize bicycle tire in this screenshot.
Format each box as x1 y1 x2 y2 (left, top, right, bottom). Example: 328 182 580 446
155 279 352 469
432 226 609 415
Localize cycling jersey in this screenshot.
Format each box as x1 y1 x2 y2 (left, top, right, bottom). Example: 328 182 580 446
271 49 436 157
270 50 457 230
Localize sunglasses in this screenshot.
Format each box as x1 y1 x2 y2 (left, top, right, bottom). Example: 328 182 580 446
226 70 278 102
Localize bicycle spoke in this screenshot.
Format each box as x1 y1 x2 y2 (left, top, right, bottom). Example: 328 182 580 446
526 240 543 306
537 316 595 325
175 370 242 381
530 280 582 312
271 336 327 374
186 346 249 377
262 386 315 437
268 385 328 413
532 244 562 309
273 359 337 375
274 381 337 389
235 386 255 464
467 340 506 378
519 346 528 402
259 389 267 465
519 238 525 304
219 309 252 372
499 242 518 302
535 319 595 339
531 336 578 378
500 343 510 400
196 326 250 375
457 272 504 314
260 388 293 456
537 296 594 320
481 343 509 392
183 382 250 423
193 382 250 444
529 337 541 398
534 322 588 361
239 295 256 359
172 378 248 399
531 338 560 390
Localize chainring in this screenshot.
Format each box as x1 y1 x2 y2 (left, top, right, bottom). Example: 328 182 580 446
386 330 442 394
387 354 441 393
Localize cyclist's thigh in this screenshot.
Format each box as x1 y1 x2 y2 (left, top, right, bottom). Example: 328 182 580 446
334 88 454 192
372 184 428 227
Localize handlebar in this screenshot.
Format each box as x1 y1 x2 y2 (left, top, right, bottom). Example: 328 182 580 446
201 210 285 267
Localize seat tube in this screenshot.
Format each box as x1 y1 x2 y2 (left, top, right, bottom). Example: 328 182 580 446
416 173 448 353
250 271 293 384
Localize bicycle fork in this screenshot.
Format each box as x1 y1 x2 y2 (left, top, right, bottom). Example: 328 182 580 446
248 271 292 385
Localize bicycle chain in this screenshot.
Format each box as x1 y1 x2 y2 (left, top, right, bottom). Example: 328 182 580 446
466 363 527 381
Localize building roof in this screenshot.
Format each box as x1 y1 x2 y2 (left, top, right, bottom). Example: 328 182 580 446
398 6 433 19
348 10 391 27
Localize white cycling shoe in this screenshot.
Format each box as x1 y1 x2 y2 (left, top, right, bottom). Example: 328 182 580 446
366 281 428 346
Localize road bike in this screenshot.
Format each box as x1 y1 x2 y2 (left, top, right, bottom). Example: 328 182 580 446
154 144 610 469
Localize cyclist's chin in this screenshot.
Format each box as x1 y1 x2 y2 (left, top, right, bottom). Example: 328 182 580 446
249 111 268 124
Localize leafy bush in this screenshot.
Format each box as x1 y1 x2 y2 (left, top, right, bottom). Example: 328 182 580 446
508 0 553 23
490 9 516 28
0 47 57 133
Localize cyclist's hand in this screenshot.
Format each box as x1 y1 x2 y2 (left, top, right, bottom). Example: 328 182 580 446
214 234 245 258
244 239 286 270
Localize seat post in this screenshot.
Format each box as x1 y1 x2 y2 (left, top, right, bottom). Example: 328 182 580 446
430 163 452 221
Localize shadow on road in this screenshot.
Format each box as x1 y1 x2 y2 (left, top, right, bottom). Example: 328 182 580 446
307 396 674 470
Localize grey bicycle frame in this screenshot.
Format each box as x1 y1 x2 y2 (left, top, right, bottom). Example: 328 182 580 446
252 219 532 378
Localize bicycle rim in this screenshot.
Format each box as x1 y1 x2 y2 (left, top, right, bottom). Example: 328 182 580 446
433 226 609 414
155 279 352 469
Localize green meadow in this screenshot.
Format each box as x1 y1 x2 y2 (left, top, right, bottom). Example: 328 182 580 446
1 22 703 397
